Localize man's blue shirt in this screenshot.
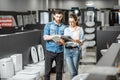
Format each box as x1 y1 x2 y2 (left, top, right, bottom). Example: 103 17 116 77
43 21 66 53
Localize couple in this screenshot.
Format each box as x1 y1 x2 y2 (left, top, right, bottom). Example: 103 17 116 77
43 10 84 80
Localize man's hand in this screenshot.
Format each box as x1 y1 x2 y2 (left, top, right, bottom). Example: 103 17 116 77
57 39 65 45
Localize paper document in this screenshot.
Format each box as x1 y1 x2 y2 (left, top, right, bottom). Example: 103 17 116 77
61 36 73 42
52 36 61 42
52 35 73 42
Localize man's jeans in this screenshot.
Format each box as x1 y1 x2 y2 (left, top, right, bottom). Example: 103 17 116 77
64 48 81 80
45 50 63 80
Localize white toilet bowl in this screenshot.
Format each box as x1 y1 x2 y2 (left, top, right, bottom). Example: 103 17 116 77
100 49 108 56
16 69 40 80
8 74 36 80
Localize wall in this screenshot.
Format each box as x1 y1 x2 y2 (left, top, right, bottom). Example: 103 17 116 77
0 30 41 66
0 0 45 11
96 28 120 62
0 0 118 11
49 0 118 9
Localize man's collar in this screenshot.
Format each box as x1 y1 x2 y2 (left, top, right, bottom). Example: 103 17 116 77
53 21 62 26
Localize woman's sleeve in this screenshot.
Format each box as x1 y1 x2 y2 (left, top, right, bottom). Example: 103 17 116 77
80 27 84 42
64 28 68 35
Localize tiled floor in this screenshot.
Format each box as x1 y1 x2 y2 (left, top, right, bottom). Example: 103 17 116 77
50 47 96 80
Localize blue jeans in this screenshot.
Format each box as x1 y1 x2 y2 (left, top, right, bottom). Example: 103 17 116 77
64 48 81 80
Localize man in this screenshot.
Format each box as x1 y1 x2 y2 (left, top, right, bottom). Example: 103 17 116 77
43 10 66 80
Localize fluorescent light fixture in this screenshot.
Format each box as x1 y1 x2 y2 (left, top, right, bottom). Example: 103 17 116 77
85 1 94 7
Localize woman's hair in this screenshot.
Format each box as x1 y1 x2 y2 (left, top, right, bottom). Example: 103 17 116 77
69 13 79 26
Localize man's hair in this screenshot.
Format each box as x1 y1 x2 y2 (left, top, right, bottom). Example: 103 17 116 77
53 10 63 15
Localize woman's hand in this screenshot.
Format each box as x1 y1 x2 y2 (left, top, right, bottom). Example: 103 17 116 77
72 39 83 45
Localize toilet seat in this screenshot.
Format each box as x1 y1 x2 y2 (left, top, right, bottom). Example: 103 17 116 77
24 66 45 77
100 49 108 56
37 44 45 61
28 60 55 68
31 46 38 63
9 74 36 80
16 69 40 80
28 45 45 66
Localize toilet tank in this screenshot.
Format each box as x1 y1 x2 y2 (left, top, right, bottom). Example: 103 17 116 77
10 54 23 74
0 57 14 79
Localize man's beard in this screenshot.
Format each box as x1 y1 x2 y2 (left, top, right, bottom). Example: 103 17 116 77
55 20 61 24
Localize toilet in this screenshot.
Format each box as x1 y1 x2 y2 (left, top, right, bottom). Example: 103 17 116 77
100 49 108 56
28 45 45 66
72 73 89 80
10 54 23 74
29 45 56 67
16 69 40 80
10 53 40 80
24 66 45 79
8 74 36 80
27 46 44 67
0 57 14 79
26 45 45 79
28 45 55 67
26 45 55 80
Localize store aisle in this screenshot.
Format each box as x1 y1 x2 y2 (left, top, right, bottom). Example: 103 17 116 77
50 47 96 80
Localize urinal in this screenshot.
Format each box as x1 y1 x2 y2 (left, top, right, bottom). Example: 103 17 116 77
16 69 40 80
81 42 88 57
0 57 14 79
85 11 95 27
31 46 38 63
88 40 96 47
10 54 22 74
8 74 36 80
84 41 96 47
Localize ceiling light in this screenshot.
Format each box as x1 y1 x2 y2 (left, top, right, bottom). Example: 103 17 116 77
85 1 94 7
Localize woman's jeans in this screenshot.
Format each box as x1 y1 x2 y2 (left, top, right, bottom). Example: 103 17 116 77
64 47 81 80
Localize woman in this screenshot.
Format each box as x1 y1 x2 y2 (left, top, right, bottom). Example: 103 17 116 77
64 13 84 80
